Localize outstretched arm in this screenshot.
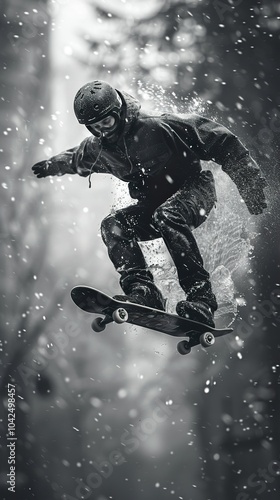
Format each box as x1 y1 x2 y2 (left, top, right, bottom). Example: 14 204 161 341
32 137 101 179
189 114 267 214
32 147 79 178
164 113 267 215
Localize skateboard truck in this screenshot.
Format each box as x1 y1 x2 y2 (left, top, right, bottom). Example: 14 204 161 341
177 331 215 355
91 307 129 332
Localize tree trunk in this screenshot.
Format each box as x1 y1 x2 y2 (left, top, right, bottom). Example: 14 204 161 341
0 2 61 498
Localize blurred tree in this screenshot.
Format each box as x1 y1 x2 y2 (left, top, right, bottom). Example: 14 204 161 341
0 1 66 498
1 0 278 499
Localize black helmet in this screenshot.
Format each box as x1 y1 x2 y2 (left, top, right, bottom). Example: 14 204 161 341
73 80 122 125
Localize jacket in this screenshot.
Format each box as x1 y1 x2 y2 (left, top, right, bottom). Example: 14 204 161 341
33 90 267 213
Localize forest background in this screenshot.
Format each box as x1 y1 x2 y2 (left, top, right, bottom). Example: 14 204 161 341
0 1 280 499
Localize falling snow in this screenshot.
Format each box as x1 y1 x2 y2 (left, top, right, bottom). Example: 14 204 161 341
1 1 280 500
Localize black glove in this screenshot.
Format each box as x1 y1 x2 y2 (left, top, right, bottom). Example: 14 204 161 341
32 159 61 178
32 151 75 178
238 176 267 215
223 157 267 215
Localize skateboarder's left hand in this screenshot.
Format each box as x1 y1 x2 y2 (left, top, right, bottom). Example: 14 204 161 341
239 176 267 214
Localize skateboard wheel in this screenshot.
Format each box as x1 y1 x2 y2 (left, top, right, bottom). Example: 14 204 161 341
112 308 128 324
177 340 191 355
199 332 215 348
91 317 106 332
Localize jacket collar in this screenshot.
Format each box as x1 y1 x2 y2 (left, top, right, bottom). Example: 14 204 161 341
117 90 141 135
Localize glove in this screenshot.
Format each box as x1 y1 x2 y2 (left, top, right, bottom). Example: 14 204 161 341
223 157 267 215
238 176 267 214
32 159 59 178
32 152 74 178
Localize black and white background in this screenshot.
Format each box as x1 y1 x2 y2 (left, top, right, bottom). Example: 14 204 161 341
0 1 280 499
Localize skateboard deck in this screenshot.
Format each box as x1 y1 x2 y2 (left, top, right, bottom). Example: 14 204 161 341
71 286 233 355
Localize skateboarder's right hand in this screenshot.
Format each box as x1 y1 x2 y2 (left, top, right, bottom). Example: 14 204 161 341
32 152 74 178
32 159 59 178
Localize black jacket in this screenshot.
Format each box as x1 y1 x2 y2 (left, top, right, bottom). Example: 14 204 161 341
33 90 267 213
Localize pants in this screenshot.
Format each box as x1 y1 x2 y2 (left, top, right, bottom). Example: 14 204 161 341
101 170 218 310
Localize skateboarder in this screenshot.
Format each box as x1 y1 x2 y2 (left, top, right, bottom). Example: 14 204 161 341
32 80 267 327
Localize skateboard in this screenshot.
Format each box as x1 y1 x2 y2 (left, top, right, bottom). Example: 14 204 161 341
71 286 233 355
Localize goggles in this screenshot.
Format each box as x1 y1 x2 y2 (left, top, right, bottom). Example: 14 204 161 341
86 115 116 137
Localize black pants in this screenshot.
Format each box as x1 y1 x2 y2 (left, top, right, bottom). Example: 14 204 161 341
101 170 217 310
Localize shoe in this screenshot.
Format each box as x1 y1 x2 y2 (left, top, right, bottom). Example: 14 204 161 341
176 300 215 327
113 284 166 311
182 280 218 313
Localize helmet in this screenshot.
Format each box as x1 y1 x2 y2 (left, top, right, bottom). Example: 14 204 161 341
73 80 122 125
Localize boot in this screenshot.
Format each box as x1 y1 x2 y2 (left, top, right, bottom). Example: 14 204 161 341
114 283 166 311
176 300 215 327
181 279 217 311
